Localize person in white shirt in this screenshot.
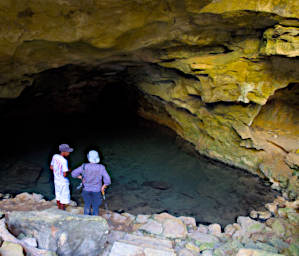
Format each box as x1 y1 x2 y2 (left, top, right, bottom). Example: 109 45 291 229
50 144 74 210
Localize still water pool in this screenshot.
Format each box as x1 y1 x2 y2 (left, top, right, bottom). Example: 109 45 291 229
0 117 278 226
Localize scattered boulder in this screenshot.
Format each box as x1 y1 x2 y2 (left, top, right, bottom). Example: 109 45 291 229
0 241 24 256
208 223 222 236
139 219 163 235
0 192 53 212
0 191 298 256
237 216 265 234
6 208 109 256
188 231 220 244
162 218 188 239
178 216 196 228
198 224 209 234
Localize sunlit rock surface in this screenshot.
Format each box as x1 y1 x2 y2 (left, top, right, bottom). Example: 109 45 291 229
0 0 298 197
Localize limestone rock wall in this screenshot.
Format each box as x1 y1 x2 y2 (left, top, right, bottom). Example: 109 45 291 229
0 0 298 197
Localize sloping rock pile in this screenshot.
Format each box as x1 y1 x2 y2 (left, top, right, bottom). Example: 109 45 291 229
0 192 298 256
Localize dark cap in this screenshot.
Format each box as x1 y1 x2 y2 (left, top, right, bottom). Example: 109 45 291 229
59 144 74 153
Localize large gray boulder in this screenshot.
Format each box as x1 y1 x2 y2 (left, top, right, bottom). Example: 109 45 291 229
6 208 109 256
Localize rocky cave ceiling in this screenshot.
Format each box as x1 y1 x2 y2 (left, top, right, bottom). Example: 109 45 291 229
0 0 298 198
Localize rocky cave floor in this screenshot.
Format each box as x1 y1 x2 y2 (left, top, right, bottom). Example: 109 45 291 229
0 192 298 256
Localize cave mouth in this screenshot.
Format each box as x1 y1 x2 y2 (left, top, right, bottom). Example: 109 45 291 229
0 65 279 226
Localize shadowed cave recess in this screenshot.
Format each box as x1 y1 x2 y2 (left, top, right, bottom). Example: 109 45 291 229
0 0 298 226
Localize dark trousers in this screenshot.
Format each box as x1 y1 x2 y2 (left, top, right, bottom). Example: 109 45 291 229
82 190 102 215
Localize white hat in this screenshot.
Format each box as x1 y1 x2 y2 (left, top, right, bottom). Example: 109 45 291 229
87 150 100 163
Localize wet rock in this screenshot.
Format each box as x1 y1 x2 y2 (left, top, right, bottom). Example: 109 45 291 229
142 181 171 190
7 208 109 256
0 241 24 256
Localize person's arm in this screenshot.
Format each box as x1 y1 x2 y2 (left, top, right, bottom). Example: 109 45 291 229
62 159 69 177
50 157 54 171
71 165 83 178
101 167 111 193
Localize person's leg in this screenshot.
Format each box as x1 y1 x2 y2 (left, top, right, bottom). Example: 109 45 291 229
60 184 71 211
54 183 62 209
91 192 102 216
82 190 92 215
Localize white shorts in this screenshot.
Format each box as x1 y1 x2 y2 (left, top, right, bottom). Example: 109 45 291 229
54 182 70 204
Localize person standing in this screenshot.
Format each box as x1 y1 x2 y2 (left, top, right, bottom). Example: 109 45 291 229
72 150 111 215
50 144 74 210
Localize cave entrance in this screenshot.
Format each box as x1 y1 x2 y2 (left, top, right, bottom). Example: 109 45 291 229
0 64 279 226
